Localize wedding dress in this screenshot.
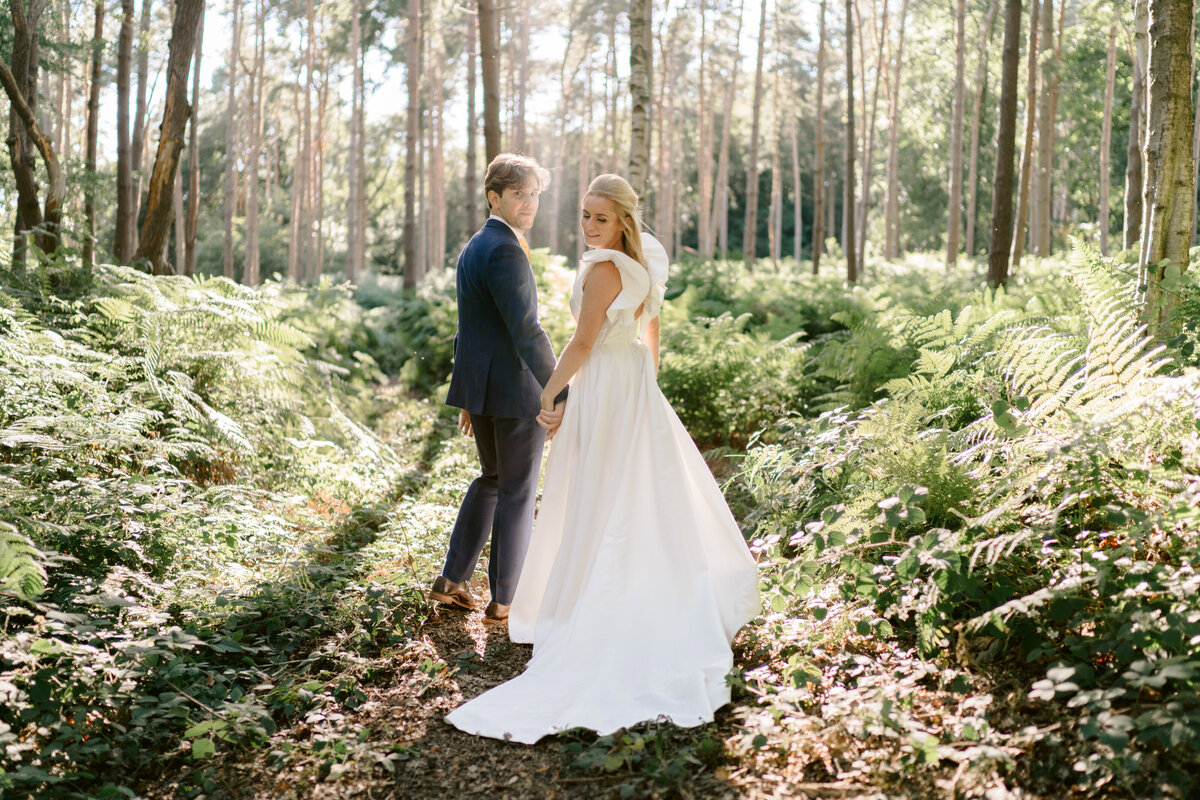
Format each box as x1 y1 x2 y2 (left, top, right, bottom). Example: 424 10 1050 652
445 235 760 744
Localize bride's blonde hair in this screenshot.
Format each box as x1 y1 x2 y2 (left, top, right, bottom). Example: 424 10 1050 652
584 174 645 269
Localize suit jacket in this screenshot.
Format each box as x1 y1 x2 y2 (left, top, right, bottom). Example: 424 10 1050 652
445 218 558 419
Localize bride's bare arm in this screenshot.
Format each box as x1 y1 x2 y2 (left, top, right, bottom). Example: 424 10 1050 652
643 316 660 374
539 261 622 411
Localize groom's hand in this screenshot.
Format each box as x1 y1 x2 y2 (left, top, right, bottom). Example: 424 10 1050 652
459 409 473 438
537 401 565 438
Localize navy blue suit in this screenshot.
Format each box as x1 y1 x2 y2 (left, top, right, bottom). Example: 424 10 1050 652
442 218 558 605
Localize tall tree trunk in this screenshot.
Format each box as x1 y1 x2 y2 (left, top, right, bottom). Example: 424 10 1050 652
134 0 204 274
184 3 204 277
1139 0 1194 330
769 66 783 265
131 0 151 249
1011 0 1039 267
656 19 678 256
173 160 185 272
298 0 316 281
743 0 769 266
429 21 446 270
697 1 714 257
628 0 652 196
465 9 478 235
115 0 136 262
709 0 745 259
84 0 104 269
812 0 827 272
511 0 529 152
1 0 63 259
1099 20 1117 256
224 0 240 279
244 0 263 286
1125 0 1149 249
287 85 303 281
1033 0 1055 257
792 115 802 261
347 0 363 281
883 0 909 259
965 0 998 256
53 0 67 157
478 0 501 161
312 41 327 282
404 0 422 288
946 0 967 266
988 0 1022 287
844 0 857 283
856 0 887 277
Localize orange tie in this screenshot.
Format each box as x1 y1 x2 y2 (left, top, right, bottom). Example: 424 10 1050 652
518 234 531 261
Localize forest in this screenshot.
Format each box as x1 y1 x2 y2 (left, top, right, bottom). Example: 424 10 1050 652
2 0 1200 796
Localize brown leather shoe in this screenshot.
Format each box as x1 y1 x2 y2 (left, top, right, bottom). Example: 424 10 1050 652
430 575 476 611
482 601 510 625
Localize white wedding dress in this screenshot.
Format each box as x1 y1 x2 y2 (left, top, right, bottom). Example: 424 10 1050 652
445 235 761 744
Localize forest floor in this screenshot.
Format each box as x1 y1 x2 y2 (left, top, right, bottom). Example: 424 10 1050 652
133 388 892 800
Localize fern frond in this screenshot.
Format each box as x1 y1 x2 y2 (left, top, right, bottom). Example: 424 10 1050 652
0 522 46 600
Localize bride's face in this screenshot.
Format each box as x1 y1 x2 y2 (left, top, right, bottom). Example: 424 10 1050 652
580 194 625 251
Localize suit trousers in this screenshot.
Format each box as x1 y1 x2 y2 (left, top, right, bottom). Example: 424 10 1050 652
442 413 546 605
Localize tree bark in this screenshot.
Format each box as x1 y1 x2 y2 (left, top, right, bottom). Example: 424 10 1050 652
173 159 185 273
856 0 887 276
465 8 478 236
1125 0 1148 249
131 0 152 249
742 0 769 266
1099 21 1117 256
184 3 204 277
988 0 1022 287
244 0 264 286
708 0 745 259
224 0 240 279
769 65 783 265
0 22 64 258
1011 0 1039 268
6 0 50 266
84 0 104 269
1139 0 1194 330
347 0 363 281
404 0 422 288
697 1 714 257
115 0 136 262
656 18 678 256
883 0 909 259
1032 0 1055 257
844 0 857 283
478 0 501 161
134 0 204 274
965 0 998 256
813 0 827 272
512 0 529 152
429 20 446 270
792 115 802 261
946 0 967 266
628 0 652 196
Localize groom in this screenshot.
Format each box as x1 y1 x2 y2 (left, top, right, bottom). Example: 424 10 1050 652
432 153 565 625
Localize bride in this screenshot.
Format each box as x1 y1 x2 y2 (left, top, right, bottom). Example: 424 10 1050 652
446 174 760 744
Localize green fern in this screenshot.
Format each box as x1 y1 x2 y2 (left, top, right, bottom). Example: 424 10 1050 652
0 522 46 600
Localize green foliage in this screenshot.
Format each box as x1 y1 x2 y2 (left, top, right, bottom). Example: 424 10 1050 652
0 523 45 601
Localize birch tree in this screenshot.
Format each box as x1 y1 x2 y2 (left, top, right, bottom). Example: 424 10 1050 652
988 0 1022 287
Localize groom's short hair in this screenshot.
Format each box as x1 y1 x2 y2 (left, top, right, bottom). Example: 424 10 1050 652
485 154 551 208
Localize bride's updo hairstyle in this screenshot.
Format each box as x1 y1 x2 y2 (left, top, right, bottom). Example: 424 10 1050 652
584 174 646 270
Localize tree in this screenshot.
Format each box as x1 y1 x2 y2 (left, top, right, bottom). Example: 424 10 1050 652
346 0 364 281
708 0 745 259
946 0 967 266
184 3 204 276
1139 0 1194 330
131 0 152 248
628 0 652 196
133 0 205 274
1099 19 1116 256
243 0 264 286
697 1 714 257
743 0 769 266
478 0 501 161
1011 0 1039 268
84 0 104 269
115 0 136 262
223 0 240 279
1 0 64 260
965 0 998 257
1125 0 1148 249
465 7 479 235
844 0 857 284
404 0 423 289
1032 0 1055 257
883 0 909 260
987 0 1022 287
812 0 827 273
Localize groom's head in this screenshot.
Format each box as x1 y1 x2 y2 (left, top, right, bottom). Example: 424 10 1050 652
485 154 551 233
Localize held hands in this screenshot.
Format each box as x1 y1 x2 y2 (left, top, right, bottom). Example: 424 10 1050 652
459 409 473 438
537 399 565 439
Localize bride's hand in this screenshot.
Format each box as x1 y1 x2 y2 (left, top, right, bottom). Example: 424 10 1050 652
537 401 564 434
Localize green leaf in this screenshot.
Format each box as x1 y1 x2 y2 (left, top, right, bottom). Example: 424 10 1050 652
192 738 216 759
